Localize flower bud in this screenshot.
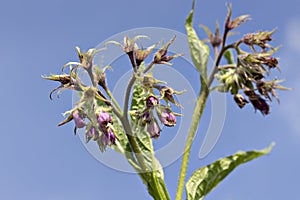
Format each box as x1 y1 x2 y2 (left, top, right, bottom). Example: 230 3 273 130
134 44 156 66
227 15 250 30
141 111 152 125
258 56 278 69
42 74 71 84
158 108 176 127
75 47 94 71
146 96 159 108
97 71 107 89
201 23 222 48
101 129 116 146
153 36 182 65
106 35 148 54
147 120 161 139
86 126 99 142
243 30 275 49
256 79 290 103
156 85 184 108
97 111 113 130
244 89 270 115
72 110 86 128
225 4 250 31
42 74 80 100
233 94 249 109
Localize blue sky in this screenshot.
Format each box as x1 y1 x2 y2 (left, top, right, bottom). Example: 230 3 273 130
1 0 300 199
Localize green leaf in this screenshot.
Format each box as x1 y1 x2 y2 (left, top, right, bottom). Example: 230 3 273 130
186 143 274 200
186 4 210 81
224 49 235 64
135 131 170 200
129 72 170 200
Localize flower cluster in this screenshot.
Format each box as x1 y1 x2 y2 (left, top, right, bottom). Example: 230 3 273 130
211 7 289 115
43 34 184 151
43 46 117 151
105 35 184 138
139 94 181 139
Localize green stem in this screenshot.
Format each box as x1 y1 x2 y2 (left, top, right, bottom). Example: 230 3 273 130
121 61 170 200
105 88 123 114
87 69 97 88
175 30 234 200
175 78 209 200
121 105 170 200
143 61 155 73
123 75 136 118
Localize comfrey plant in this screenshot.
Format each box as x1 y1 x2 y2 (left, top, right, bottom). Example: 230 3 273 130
43 1 288 199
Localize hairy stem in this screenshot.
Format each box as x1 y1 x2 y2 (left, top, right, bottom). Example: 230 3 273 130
105 88 123 114
175 28 233 200
175 77 209 200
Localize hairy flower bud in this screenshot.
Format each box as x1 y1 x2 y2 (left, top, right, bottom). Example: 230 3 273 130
97 71 107 89
75 47 96 71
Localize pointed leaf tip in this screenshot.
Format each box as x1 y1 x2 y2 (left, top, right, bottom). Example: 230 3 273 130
186 143 274 200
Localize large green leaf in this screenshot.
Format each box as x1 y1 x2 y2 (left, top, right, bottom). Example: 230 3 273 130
186 143 274 200
186 2 210 81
